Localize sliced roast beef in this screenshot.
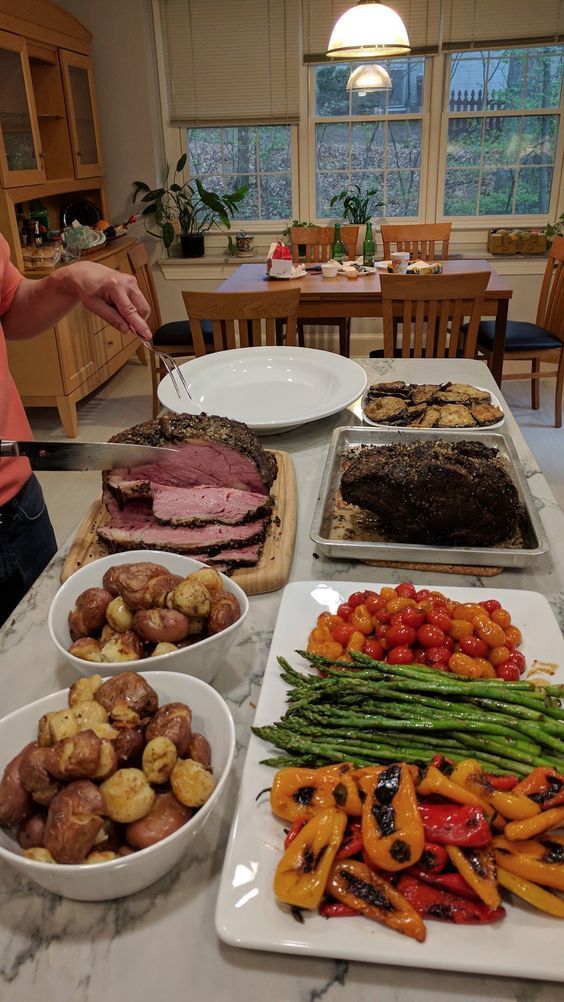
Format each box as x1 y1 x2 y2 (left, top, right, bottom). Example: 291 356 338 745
97 500 269 555
108 413 277 495
189 543 264 568
151 484 273 526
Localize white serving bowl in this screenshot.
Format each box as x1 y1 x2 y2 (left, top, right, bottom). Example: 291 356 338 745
321 262 339 278
0 671 235 901
48 550 249 683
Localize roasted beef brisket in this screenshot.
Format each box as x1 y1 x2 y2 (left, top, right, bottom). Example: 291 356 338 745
340 440 523 547
97 414 277 569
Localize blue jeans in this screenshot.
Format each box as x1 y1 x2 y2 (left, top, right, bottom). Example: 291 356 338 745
0 474 57 625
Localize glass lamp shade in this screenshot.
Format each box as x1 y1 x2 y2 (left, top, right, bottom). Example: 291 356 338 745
327 2 410 58
346 64 392 93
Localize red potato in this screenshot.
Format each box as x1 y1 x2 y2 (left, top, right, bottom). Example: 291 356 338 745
189 733 212 769
0 744 35 827
145 702 192 756
17 812 47 850
68 588 113 641
113 726 145 766
47 730 102 781
44 780 106 864
113 563 170 611
95 673 158 716
19 744 60 806
125 791 192 850
102 564 133 596
132 609 190 644
144 574 184 609
207 592 240 636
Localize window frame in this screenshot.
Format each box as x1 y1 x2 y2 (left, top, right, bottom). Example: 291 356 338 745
436 47 564 226
306 57 433 224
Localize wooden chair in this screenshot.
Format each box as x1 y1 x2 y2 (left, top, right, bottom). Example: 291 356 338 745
126 244 213 417
288 224 359 357
475 235 564 427
380 272 490 359
182 288 301 355
380 223 452 261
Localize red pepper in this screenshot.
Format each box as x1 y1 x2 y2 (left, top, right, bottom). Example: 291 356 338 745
319 901 358 919
418 842 449 874
484 773 519 791
407 866 480 900
397 875 505 924
418 803 492 847
430 754 455 776
335 833 364 860
283 817 307 849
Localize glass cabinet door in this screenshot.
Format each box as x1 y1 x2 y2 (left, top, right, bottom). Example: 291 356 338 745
0 31 44 187
60 50 103 178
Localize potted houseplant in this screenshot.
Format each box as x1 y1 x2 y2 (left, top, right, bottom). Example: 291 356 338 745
132 154 248 258
330 184 383 254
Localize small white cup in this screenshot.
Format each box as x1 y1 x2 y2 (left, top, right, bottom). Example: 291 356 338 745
391 251 410 274
321 262 339 278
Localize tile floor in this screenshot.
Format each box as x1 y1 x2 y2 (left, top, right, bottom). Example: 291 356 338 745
27 356 564 548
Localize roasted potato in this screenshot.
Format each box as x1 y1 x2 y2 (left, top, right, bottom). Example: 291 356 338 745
47 730 102 781
72 700 108 731
44 780 106 864
92 740 118 781
23 848 55 863
0 744 35 826
68 675 103 707
68 637 104 663
184 616 207 636
103 564 132 596
17 812 47 850
145 702 192 756
125 792 192 850
132 609 190 644
95 673 158 716
107 700 140 726
144 573 184 609
105 596 134 633
113 726 145 766
189 733 212 770
83 850 118 864
99 629 144 663
168 580 211 618
19 745 60 805
38 708 79 745
100 768 156 823
151 642 178 657
68 588 113 641
207 592 240 636
170 759 215 808
188 568 224 596
142 737 177 784
113 562 169 611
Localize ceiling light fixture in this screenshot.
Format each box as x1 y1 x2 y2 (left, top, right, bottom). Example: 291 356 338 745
327 1 410 59
346 63 392 94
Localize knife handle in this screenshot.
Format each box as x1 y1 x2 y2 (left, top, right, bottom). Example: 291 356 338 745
0 441 19 458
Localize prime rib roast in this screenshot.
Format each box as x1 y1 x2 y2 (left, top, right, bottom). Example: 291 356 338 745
98 413 278 570
340 439 523 547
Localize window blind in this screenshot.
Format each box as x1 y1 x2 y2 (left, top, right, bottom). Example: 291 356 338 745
159 0 300 126
302 1 563 62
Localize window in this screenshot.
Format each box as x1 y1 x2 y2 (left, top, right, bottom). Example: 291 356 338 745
312 58 426 219
443 46 564 216
187 125 293 221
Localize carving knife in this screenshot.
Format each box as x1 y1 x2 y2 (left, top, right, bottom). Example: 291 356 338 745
0 440 178 471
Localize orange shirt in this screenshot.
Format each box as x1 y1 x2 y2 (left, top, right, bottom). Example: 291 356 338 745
0 234 32 504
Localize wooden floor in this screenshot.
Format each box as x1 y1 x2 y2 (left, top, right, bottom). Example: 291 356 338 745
27 356 564 548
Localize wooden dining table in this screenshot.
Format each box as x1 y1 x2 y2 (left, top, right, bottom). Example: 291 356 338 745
219 260 513 386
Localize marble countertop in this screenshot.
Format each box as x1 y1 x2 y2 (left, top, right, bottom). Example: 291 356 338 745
1 357 563 1002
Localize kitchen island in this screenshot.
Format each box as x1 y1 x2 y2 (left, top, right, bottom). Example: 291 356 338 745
1 357 563 1002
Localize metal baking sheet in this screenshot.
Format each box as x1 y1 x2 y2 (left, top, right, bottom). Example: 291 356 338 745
310 427 549 567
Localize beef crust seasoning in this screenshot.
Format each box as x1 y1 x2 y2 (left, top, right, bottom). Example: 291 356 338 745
340 440 523 547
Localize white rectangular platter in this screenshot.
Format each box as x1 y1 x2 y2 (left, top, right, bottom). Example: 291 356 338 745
216 580 564 980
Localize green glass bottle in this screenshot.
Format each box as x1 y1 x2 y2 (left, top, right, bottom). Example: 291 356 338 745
363 220 375 267
332 222 345 263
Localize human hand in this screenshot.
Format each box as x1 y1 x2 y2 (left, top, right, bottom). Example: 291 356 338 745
60 261 152 339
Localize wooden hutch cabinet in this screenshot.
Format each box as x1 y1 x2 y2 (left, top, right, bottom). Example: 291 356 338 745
0 0 143 437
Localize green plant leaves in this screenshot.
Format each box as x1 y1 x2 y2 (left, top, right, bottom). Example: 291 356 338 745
176 153 187 173
162 222 175 248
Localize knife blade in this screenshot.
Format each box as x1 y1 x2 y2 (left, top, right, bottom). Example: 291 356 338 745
0 440 178 471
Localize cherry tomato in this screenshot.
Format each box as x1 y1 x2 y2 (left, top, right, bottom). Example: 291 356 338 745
349 605 374 636
387 645 414 665
426 609 452 633
400 606 425 630
411 646 428 665
396 582 416 599
448 652 481 677
386 623 417 648
489 645 512 667
426 644 453 665
380 587 398 602
337 602 352 621
389 612 405 626
449 618 474 640
348 591 368 609
491 608 511 629
504 625 522 647
373 624 390 641
374 608 391 624
459 635 489 658
331 622 356 647
495 661 520 681
362 638 384 660
415 589 431 601
428 592 448 608
417 623 447 648
346 630 366 653
504 650 526 673
479 599 501 614
475 619 506 648
443 636 455 652
365 594 384 615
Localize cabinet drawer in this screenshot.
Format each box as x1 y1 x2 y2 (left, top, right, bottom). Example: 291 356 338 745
91 325 123 367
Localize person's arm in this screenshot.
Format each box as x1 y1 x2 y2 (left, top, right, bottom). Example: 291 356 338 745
2 260 152 341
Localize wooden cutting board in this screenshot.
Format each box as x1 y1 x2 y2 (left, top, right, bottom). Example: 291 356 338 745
61 450 297 596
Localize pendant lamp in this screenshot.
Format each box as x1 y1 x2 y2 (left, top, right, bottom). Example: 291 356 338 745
327 1 410 59
346 63 392 94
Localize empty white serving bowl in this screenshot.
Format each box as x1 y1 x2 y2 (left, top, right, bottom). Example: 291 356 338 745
0 671 235 900
48 550 248 683
321 262 339 278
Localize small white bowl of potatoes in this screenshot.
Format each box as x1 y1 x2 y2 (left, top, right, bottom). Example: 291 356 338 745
48 551 249 683
0 670 235 900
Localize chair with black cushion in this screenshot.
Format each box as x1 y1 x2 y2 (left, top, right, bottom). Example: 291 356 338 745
380 222 452 262
288 224 359 357
126 244 214 417
182 288 301 354
475 235 564 427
